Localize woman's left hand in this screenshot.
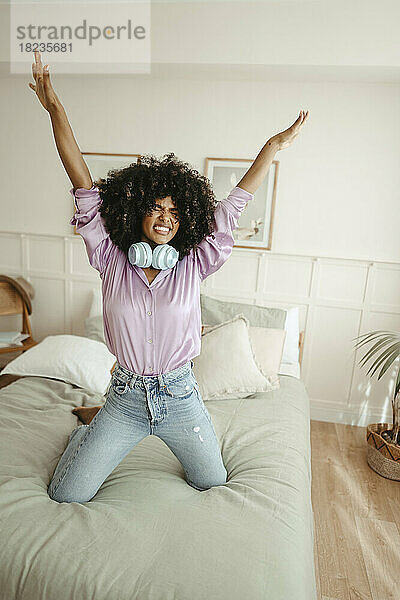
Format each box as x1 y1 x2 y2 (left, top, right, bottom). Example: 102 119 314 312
270 110 310 151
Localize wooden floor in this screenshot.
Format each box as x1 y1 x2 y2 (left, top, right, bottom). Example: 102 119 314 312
311 420 400 600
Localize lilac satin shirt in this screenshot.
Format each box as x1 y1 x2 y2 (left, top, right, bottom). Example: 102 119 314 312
69 183 254 375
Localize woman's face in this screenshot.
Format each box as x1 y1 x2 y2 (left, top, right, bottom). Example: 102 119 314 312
140 196 180 249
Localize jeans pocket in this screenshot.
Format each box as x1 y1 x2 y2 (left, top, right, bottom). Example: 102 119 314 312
165 373 196 399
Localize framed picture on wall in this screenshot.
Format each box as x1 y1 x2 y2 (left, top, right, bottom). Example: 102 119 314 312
204 157 279 251
71 152 141 235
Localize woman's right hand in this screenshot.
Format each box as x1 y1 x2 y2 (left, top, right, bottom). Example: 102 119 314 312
28 50 59 112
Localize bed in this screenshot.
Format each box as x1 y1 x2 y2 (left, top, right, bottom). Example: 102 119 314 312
0 298 317 600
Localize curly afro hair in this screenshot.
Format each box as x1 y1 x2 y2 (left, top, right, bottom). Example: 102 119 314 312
95 152 218 261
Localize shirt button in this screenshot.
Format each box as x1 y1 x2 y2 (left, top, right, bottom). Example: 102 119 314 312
147 310 152 315
148 338 152 343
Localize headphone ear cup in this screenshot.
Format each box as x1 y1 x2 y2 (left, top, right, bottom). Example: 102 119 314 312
128 242 153 268
152 244 179 269
143 242 153 267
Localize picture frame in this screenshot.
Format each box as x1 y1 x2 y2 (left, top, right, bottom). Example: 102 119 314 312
71 152 141 235
204 156 279 251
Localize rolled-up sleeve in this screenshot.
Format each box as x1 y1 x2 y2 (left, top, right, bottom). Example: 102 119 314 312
69 185 112 274
193 185 254 281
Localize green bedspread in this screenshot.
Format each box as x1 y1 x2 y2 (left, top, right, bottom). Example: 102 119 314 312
0 374 317 600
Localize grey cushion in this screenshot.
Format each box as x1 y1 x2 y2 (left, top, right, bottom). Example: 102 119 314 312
200 293 286 329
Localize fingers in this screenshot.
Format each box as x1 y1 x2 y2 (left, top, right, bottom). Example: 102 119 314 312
34 49 42 71
32 50 46 97
43 64 51 89
32 49 43 81
293 111 305 127
299 109 310 122
295 109 310 128
30 56 38 91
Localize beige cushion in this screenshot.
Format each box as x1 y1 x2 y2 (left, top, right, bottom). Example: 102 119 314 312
193 314 280 401
203 324 286 376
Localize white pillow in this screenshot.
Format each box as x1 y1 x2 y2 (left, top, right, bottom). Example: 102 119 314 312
282 307 300 364
1 335 116 396
193 314 280 401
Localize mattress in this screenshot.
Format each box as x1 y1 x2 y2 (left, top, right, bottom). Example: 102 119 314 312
0 373 316 600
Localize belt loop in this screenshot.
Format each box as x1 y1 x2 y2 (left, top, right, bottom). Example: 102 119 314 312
158 373 166 390
130 374 137 389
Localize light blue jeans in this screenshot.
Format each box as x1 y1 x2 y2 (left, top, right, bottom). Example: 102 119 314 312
47 359 227 503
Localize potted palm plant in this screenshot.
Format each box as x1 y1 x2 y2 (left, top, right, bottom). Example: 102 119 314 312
353 330 400 480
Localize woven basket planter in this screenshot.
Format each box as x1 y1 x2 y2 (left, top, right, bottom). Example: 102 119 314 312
366 423 400 481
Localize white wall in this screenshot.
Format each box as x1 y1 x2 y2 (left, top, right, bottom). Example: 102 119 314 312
1 0 399 262
1 75 400 263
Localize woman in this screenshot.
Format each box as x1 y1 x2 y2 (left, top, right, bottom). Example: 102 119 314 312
29 50 309 502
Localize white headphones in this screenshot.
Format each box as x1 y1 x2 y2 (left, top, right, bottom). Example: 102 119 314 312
128 241 179 270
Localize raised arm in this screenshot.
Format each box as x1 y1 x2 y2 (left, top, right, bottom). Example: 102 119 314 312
237 109 310 195
29 50 92 191
192 110 310 281
29 51 113 274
